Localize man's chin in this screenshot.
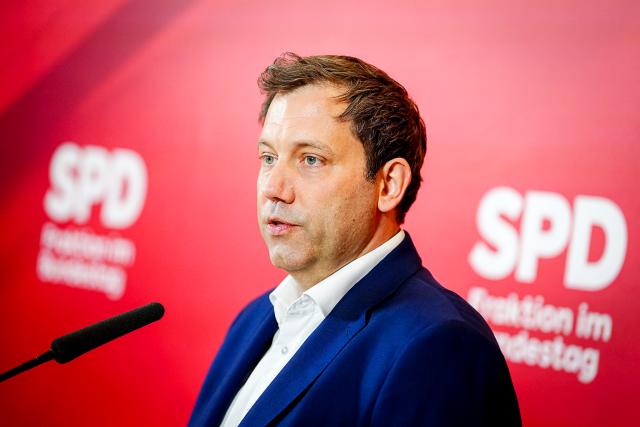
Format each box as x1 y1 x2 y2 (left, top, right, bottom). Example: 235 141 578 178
267 246 310 273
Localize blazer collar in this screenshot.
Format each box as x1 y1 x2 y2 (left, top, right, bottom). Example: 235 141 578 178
239 232 423 426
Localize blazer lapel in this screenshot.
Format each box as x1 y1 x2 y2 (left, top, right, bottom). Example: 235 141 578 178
239 233 423 426
194 306 278 427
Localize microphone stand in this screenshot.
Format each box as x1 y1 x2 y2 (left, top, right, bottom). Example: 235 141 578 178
0 350 55 382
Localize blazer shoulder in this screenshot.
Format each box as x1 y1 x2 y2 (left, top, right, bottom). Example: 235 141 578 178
378 267 499 345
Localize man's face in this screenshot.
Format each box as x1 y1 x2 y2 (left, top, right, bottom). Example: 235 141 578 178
257 84 379 287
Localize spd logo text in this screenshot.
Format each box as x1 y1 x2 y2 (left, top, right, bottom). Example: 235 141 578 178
44 142 147 229
469 187 627 291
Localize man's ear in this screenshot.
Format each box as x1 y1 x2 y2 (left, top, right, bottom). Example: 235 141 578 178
377 158 412 214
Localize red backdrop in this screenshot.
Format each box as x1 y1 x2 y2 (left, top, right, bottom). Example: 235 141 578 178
1 1 638 426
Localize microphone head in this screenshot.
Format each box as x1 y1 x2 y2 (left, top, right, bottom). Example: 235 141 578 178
50 302 165 364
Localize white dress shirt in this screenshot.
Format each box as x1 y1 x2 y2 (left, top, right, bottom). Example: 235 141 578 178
220 230 405 427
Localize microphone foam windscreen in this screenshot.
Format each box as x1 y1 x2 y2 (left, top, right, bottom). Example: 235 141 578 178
50 302 165 364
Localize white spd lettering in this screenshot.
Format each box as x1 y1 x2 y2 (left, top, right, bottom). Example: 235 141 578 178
44 142 147 229
468 186 627 291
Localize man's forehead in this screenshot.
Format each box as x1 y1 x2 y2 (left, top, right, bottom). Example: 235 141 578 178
265 83 347 124
258 83 361 155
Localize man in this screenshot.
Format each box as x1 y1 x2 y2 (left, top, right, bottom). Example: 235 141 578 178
190 53 521 426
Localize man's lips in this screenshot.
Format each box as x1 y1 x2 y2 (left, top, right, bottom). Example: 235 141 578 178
265 217 298 235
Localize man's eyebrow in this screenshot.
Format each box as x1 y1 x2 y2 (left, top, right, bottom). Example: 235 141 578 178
295 141 334 155
258 140 335 155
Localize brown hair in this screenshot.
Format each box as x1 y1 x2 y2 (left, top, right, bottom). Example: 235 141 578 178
258 53 427 223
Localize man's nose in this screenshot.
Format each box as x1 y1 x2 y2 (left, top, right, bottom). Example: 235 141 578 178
259 161 295 204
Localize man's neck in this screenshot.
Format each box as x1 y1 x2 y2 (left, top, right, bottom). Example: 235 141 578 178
291 224 401 291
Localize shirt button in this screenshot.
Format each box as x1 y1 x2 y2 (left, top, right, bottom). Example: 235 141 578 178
281 346 289 355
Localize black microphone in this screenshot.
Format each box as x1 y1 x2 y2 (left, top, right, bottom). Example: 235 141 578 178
0 302 165 382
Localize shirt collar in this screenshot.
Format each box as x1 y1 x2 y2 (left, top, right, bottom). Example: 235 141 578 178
269 230 405 324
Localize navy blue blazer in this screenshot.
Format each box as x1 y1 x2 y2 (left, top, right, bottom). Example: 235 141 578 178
189 234 521 426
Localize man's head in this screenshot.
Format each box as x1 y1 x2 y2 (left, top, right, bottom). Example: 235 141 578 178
258 53 427 222
256 53 427 288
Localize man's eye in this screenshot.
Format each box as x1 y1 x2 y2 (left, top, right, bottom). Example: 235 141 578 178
261 154 276 165
304 156 320 166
